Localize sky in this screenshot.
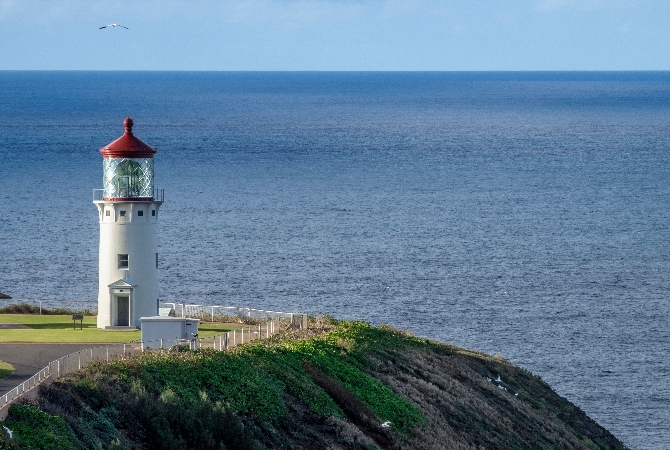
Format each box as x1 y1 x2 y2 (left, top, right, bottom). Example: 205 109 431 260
0 0 668 71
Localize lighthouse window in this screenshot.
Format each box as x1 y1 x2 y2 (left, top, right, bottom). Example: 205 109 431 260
105 210 110 217
156 253 159 268
119 211 126 217
118 254 129 269
138 210 144 217
152 210 156 216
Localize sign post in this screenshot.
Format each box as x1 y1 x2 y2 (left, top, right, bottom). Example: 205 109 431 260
72 314 84 330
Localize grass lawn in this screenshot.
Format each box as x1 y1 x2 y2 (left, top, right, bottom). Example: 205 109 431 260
0 315 246 343
0 360 14 381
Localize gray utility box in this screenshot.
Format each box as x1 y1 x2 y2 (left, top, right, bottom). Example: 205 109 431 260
140 316 199 349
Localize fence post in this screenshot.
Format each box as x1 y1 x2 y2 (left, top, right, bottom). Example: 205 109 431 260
161 338 163 349
79 354 81 370
106 346 109 362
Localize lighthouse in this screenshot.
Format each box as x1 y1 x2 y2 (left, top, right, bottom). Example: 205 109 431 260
93 118 163 329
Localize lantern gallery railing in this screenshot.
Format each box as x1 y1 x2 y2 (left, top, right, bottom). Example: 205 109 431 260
92 188 164 202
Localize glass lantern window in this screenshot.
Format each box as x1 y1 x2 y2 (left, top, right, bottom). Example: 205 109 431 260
103 158 154 199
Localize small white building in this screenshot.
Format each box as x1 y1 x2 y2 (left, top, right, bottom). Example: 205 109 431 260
140 316 199 349
93 118 163 329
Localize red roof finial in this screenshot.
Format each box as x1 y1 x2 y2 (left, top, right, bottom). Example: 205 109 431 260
124 117 134 135
100 118 156 158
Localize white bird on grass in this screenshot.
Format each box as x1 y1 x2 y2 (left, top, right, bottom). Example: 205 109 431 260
381 421 391 428
99 24 129 29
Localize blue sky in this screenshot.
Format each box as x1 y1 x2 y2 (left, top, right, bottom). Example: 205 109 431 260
1 0 668 70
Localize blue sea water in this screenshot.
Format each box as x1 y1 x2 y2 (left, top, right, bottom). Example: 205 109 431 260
1 71 669 449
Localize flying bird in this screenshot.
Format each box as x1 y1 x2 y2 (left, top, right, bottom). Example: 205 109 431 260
100 24 129 29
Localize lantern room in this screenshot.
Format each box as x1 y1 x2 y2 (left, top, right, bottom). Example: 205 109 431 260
99 118 157 201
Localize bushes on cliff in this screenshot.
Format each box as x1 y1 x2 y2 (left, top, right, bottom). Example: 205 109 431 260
9 319 426 448
1 404 78 450
0 319 625 449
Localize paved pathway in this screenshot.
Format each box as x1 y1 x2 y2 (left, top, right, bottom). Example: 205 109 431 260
0 343 97 395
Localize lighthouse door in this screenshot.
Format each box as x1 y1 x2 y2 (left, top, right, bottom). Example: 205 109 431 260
117 296 130 327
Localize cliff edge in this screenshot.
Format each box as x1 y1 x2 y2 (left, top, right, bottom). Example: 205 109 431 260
0 318 626 450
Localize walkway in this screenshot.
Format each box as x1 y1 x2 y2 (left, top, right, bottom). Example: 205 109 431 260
0 343 96 395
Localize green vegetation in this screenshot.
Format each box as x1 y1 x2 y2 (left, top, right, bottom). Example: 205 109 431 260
0 405 78 450
0 303 93 316
1 319 626 449
0 314 245 343
0 360 14 381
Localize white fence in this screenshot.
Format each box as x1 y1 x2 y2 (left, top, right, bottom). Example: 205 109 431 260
0 342 141 410
0 298 95 313
0 315 290 412
160 302 294 322
0 300 299 320
142 318 283 350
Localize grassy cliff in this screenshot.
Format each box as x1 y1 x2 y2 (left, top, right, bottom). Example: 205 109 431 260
0 318 626 450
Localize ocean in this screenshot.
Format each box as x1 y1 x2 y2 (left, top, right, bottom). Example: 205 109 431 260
0 71 668 449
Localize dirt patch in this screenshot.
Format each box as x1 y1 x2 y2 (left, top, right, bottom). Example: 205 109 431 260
304 361 400 449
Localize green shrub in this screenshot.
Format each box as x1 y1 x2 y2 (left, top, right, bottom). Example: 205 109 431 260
4 404 78 450
0 303 94 316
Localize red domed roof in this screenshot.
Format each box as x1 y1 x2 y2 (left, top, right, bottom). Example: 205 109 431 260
100 118 156 158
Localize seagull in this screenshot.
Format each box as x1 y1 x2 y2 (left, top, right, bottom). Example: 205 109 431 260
100 24 129 29
495 375 502 383
381 421 391 428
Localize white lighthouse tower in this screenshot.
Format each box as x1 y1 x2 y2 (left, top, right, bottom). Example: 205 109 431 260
93 118 163 329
